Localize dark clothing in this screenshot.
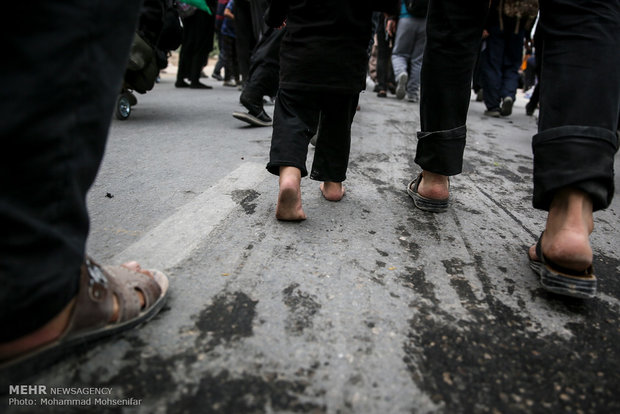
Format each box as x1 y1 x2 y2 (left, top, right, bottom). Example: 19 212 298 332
481 23 526 109
265 0 399 93
0 0 142 341
415 0 619 211
375 13 395 93
176 9 215 84
242 27 286 105
234 0 256 84
267 89 359 181
222 34 239 82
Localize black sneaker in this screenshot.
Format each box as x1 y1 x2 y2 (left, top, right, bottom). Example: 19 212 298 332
175 80 190 88
211 72 223 81
190 82 213 89
240 94 264 116
232 109 273 127
501 96 514 116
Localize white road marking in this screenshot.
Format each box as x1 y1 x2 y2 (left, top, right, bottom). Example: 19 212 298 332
113 162 269 270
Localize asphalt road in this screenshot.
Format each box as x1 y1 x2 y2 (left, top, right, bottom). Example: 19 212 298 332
4 71 620 414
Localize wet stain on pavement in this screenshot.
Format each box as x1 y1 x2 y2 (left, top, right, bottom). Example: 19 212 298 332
403 290 620 413
232 189 260 215
167 369 325 414
283 283 322 335
195 291 258 346
399 266 438 304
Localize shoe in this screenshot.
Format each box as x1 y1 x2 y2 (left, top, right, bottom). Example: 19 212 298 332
529 233 596 299
395 72 408 100
190 82 213 89
211 72 223 81
223 80 237 87
388 82 396 95
232 109 273 127
525 102 536 116
175 80 190 88
0 257 169 385
406 173 449 213
475 89 483 102
240 94 264 116
500 96 514 116
377 90 387 98
484 108 501 117
407 94 419 103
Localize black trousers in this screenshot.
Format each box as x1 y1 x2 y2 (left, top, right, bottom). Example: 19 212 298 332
177 10 214 84
375 14 395 92
233 0 256 84
0 0 142 342
267 89 360 182
415 0 619 211
242 27 285 104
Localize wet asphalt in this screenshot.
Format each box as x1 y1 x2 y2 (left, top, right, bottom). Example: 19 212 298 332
3 72 620 414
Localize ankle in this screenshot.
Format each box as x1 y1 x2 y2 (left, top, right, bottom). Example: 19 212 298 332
418 171 450 199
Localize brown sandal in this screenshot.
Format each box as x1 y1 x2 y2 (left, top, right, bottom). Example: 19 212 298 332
0 257 169 386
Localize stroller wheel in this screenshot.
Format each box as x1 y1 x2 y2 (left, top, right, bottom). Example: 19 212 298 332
115 95 131 120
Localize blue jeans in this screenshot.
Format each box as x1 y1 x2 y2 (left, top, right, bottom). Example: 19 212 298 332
415 0 619 211
480 24 525 110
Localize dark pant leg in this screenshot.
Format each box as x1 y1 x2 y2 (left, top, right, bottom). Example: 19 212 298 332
500 28 526 100
0 0 141 342
267 90 320 177
415 0 489 176
234 0 256 84
481 26 506 110
223 35 238 82
376 15 393 91
532 0 620 211
309 93 360 183
243 27 285 103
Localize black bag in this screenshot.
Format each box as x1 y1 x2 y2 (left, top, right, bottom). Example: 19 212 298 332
404 0 429 18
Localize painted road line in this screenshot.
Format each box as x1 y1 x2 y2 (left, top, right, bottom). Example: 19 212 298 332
113 162 268 270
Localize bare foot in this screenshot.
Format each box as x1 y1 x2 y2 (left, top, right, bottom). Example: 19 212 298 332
528 188 594 271
0 262 153 361
416 171 449 200
276 166 306 221
320 182 345 201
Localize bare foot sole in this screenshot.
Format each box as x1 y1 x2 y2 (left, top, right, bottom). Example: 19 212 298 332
276 187 306 221
320 182 345 202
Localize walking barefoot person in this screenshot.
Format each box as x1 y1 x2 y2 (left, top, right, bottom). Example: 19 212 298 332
265 0 399 221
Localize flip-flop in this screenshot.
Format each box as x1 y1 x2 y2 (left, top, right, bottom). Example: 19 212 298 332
0 257 169 387
529 233 596 299
406 172 449 213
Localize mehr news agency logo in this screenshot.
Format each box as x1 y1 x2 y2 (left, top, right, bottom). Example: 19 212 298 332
7 384 142 407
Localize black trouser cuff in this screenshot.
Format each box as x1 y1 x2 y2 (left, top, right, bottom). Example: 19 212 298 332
414 125 467 176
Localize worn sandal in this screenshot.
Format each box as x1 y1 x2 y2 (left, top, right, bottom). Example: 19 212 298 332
0 257 169 386
529 233 596 299
407 172 449 213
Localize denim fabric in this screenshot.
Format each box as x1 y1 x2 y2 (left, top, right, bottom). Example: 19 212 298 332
0 0 142 341
480 24 526 110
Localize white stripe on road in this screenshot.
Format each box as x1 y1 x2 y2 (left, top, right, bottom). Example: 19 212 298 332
113 162 269 270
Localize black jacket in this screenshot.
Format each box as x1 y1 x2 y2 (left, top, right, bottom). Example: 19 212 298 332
265 0 399 93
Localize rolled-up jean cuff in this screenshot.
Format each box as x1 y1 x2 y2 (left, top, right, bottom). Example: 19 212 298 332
414 125 467 176
266 161 308 177
532 126 619 211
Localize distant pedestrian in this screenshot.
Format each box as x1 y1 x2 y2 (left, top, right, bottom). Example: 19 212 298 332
390 0 429 103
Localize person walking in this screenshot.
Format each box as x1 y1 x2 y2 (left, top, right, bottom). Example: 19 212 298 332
390 0 429 103
407 0 619 299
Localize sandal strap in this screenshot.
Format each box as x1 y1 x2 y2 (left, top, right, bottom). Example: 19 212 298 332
66 258 162 337
535 232 593 277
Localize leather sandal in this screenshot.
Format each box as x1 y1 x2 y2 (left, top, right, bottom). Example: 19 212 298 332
529 232 596 299
0 257 169 386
